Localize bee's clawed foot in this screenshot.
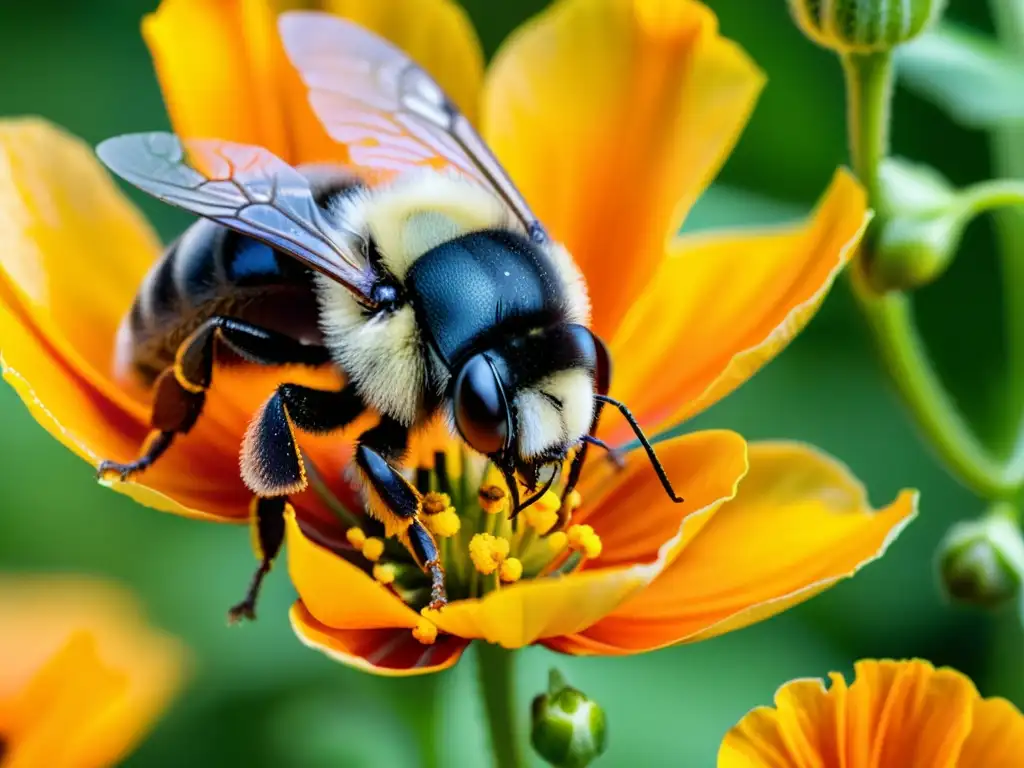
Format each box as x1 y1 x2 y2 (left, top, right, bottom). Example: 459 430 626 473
427 597 447 612
96 459 147 483
227 598 258 625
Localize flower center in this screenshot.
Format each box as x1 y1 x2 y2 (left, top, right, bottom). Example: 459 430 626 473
312 447 603 643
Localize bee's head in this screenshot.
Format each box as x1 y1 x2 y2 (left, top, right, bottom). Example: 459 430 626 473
451 324 610 511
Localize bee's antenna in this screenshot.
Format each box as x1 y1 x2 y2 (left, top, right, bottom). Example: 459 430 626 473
594 394 684 503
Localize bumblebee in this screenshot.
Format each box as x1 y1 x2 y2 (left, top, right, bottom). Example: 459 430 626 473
96 11 682 621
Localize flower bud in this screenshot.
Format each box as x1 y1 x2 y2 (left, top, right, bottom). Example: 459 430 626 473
787 0 947 53
937 508 1024 609
531 669 607 768
866 159 964 293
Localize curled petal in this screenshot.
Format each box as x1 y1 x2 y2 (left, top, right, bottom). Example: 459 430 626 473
483 0 764 338
547 441 916 655
606 169 869 439
290 602 468 677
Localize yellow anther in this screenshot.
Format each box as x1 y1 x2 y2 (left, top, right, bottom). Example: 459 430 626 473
546 531 568 554
372 563 396 585
412 618 437 645
567 524 603 559
469 533 511 575
346 527 367 551
523 490 561 535
424 507 461 537
422 491 452 516
362 537 385 562
500 557 523 583
478 484 507 514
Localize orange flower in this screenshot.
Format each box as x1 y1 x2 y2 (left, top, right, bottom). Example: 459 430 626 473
719 659 1024 767
0 575 184 767
0 0 916 673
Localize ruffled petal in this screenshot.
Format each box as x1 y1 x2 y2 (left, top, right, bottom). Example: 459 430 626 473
145 0 484 165
482 0 763 338
574 429 747 569
716 677 844 768
546 442 916 655
957 696 1024 766
290 602 467 677
605 169 868 440
846 660 974 768
0 575 184 768
285 509 424 630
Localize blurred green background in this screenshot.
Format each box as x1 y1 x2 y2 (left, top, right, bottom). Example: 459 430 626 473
0 0 1017 765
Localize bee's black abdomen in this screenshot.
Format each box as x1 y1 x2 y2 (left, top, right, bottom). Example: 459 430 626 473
119 218 321 385
406 229 567 369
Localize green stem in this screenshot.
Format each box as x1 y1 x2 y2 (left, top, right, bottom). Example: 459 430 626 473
842 52 893 210
853 273 1024 498
476 643 525 768
843 49 1024 498
989 0 1024 460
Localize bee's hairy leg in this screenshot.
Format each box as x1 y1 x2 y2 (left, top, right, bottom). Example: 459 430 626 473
228 495 287 624
355 420 447 610
98 316 331 482
242 382 365 496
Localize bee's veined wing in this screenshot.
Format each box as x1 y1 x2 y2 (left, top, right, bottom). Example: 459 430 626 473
96 132 377 300
278 11 548 244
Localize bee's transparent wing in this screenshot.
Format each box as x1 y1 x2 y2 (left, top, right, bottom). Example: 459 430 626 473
279 11 548 243
96 132 377 299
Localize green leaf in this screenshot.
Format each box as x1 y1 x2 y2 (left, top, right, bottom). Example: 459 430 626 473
896 23 1024 127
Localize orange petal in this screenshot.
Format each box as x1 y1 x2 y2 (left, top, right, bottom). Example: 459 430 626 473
0 575 184 768
716 677 844 768
547 442 916 655
483 0 764 338
290 602 467 677
143 0 292 156
285 508 424 630
0 118 279 520
605 169 869 439
573 429 747 569
958 696 1024 766
718 661 978 768
145 0 484 165
846 660 974 768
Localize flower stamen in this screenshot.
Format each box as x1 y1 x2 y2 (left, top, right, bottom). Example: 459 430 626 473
469 533 511 576
372 563 397 585
412 617 437 645
362 537 385 563
346 526 367 551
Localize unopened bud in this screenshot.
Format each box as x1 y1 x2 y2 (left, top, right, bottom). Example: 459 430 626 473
531 669 607 768
938 507 1024 609
787 0 947 53
867 159 964 292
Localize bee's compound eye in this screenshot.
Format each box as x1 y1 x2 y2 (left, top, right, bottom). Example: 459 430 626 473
453 354 509 456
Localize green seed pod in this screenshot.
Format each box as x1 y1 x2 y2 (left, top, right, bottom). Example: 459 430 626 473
531 670 607 768
787 0 948 53
937 507 1024 609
